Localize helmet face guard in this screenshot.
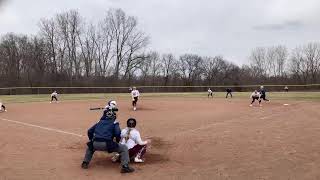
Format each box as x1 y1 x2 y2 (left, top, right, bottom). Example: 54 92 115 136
102 109 117 120
127 118 136 128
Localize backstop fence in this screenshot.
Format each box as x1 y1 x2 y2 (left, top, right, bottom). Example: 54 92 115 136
0 84 320 95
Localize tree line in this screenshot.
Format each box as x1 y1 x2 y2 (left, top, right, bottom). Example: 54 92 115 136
1 8 320 88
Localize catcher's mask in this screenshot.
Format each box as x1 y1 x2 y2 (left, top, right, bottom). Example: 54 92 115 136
103 108 117 120
127 118 136 128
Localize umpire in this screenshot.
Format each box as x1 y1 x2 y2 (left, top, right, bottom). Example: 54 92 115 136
81 101 134 173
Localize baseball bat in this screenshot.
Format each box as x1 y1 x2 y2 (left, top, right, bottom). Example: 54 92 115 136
89 107 119 111
90 107 104 110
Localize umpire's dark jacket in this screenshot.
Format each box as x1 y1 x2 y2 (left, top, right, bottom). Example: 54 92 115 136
87 113 121 152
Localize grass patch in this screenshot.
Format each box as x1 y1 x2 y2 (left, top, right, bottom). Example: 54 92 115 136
1 92 320 104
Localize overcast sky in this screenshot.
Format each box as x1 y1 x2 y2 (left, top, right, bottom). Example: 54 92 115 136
0 0 320 64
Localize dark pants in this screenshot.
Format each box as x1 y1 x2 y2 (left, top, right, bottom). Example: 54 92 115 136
208 93 213 97
129 144 147 160
51 96 58 102
132 97 138 107
251 97 261 104
83 141 129 166
1 105 5 111
260 95 269 101
226 92 232 98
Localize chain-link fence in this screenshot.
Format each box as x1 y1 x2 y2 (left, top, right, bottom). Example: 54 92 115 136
0 84 320 95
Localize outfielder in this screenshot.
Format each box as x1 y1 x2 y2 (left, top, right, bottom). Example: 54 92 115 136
0 100 7 112
207 88 213 98
250 90 262 106
131 87 140 111
226 88 233 98
50 91 59 103
119 118 151 163
81 101 135 173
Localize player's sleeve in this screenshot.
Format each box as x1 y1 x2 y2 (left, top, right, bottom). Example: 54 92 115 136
134 131 147 145
87 123 97 140
120 129 127 138
113 123 121 143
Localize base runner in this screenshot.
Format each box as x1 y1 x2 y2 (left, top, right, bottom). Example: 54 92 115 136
131 87 140 111
250 90 262 107
259 86 270 102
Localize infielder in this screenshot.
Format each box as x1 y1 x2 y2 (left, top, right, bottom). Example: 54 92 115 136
259 86 270 102
0 100 7 112
207 88 213 98
50 91 59 103
119 118 151 163
131 87 140 111
226 88 233 98
250 90 262 106
81 101 135 173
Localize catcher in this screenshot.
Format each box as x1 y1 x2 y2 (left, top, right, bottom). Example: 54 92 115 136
120 118 151 163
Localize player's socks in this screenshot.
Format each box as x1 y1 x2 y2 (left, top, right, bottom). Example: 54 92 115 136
134 157 144 163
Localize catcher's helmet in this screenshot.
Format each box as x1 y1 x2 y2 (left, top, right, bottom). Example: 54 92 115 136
127 118 136 128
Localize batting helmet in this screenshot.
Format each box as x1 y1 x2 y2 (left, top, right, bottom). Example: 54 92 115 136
127 118 136 128
107 100 118 110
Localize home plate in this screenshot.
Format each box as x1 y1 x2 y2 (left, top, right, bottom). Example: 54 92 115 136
283 104 290 106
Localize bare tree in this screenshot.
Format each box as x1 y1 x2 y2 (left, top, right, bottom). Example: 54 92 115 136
178 54 203 86
161 53 176 86
266 45 288 77
249 47 267 77
289 43 320 83
105 9 149 79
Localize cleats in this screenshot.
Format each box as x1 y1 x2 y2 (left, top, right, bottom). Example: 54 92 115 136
121 164 135 173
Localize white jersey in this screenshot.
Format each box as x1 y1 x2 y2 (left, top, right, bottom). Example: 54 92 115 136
251 92 261 98
208 89 212 93
51 92 58 97
131 90 140 98
120 127 147 149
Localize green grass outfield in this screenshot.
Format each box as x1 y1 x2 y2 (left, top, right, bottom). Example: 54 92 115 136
1 92 320 104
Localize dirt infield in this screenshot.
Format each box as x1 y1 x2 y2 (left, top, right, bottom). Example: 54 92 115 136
1 97 320 180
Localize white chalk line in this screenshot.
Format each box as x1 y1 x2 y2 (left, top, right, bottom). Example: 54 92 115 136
0 117 83 138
